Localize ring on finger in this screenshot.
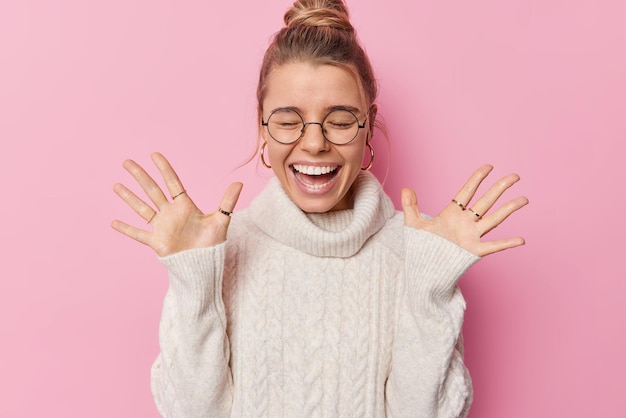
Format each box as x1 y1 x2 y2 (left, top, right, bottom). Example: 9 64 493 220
172 190 186 200
218 208 232 217
467 208 481 219
147 210 157 224
452 199 466 210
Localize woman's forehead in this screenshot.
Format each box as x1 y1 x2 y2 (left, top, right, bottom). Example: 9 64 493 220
263 62 367 112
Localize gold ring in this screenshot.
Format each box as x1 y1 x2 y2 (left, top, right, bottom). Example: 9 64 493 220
468 208 481 218
452 199 466 210
172 190 186 200
218 208 232 217
147 211 157 224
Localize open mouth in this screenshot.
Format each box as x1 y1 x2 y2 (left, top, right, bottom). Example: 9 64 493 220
291 164 340 190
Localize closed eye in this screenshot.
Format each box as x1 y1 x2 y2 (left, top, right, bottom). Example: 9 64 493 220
327 122 355 129
276 122 301 128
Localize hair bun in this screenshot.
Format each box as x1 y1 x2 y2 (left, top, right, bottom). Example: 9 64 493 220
284 0 354 32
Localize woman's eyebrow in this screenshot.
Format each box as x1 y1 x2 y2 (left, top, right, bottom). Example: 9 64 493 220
325 105 362 114
268 106 301 113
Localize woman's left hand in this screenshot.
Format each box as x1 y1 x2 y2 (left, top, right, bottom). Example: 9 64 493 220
401 164 529 257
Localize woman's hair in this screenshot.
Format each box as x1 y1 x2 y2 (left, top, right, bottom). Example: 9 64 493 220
257 0 378 115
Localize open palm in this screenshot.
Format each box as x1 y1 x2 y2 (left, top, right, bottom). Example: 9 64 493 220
111 152 243 257
402 165 528 257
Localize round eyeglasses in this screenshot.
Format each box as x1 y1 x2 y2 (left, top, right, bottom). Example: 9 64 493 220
261 108 367 145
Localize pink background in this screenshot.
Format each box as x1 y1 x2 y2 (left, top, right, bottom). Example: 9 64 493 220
1 0 624 417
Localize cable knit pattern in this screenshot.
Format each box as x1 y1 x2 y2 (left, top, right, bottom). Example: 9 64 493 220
248 172 395 257
151 171 480 417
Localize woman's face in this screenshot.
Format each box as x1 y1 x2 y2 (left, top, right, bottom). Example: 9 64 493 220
261 62 372 213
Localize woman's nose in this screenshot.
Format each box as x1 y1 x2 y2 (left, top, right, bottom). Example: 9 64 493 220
299 122 330 153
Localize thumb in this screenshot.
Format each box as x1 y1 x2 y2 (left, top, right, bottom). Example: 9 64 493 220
217 182 243 220
401 187 422 226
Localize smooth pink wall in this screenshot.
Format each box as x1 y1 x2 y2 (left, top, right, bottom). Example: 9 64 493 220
1 1 624 417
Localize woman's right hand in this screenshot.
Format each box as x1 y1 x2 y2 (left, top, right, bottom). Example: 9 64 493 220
111 152 243 257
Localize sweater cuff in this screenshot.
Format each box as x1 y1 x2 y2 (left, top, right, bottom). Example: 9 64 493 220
404 228 479 307
158 244 226 301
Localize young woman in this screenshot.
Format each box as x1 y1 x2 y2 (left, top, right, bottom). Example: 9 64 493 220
112 1 528 416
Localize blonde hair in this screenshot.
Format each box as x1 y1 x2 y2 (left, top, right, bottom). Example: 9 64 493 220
257 0 378 116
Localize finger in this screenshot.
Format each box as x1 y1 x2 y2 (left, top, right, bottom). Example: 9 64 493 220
478 196 529 237
151 152 188 201
113 182 158 222
216 182 243 221
468 173 521 218
452 164 493 209
401 187 422 226
111 220 152 246
123 159 169 209
475 236 526 257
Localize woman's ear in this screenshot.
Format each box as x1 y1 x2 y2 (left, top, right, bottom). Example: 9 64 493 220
368 104 378 139
258 112 268 142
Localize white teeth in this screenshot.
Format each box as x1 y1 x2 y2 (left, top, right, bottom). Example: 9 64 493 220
292 164 337 175
303 181 332 190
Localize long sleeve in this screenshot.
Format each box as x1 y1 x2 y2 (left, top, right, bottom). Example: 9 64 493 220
386 228 479 418
151 244 233 418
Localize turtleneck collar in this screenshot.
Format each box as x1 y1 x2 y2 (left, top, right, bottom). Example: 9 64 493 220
247 171 396 258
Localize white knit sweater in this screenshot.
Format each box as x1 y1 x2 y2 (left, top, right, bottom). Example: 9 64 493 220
151 171 479 417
